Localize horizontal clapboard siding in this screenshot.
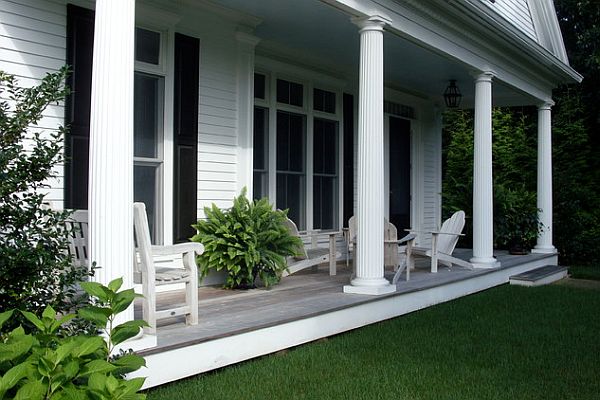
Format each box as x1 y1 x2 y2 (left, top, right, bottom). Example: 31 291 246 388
482 0 537 40
0 0 67 207
197 35 239 217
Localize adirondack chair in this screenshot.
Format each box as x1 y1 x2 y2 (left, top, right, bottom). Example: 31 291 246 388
282 218 341 276
133 202 203 334
392 210 473 284
345 216 408 278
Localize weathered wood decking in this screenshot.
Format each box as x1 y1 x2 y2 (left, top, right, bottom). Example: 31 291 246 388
135 249 556 356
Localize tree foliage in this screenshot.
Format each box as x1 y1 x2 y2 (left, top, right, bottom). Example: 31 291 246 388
0 68 91 325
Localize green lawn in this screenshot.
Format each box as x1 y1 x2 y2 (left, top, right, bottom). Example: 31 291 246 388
147 284 600 400
569 265 600 281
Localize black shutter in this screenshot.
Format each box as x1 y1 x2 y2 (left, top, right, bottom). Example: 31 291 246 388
173 33 200 243
64 4 94 210
343 93 354 227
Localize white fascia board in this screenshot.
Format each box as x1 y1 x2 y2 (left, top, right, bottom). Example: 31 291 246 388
322 0 580 101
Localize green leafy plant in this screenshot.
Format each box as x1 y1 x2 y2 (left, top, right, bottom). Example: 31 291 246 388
192 189 303 289
493 185 542 253
0 278 147 399
0 67 92 329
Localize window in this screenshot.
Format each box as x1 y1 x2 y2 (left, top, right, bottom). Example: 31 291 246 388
252 73 341 231
314 88 336 114
276 111 306 229
254 73 266 100
253 107 269 200
134 28 165 243
276 79 303 107
313 118 338 229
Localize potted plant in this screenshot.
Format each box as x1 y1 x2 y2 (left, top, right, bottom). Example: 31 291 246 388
494 185 542 254
191 189 303 289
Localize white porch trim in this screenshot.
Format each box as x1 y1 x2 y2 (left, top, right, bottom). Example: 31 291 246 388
470 71 500 269
344 15 395 295
533 102 556 254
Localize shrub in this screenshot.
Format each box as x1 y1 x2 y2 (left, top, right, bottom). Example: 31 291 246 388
0 68 92 327
0 278 147 400
192 189 303 289
493 185 541 251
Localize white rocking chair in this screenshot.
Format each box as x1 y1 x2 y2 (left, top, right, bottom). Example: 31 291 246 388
282 218 341 276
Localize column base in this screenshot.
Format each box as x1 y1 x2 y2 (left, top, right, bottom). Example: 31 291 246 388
470 256 501 269
344 277 396 295
532 245 557 254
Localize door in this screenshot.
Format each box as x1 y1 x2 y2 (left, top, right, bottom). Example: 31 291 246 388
388 116 411 231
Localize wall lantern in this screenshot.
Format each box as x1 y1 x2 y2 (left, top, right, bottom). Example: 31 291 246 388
443 80 462 108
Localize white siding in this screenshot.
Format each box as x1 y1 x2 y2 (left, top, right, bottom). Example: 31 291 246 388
0 0 67 207
196 35 240 217
482 0 537 40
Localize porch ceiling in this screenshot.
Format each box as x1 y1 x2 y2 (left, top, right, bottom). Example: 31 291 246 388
212 0 535 107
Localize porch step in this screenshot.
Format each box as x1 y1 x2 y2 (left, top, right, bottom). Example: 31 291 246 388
509 265 568 287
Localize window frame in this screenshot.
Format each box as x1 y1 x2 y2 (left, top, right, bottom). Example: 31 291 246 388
133 25 170 244
253 65 344 232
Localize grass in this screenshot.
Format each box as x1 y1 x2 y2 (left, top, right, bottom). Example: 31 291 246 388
146 284 600 400
569 265 600 281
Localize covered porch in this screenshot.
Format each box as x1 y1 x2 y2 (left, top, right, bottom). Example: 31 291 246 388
131 250 557 388
75 0 578 375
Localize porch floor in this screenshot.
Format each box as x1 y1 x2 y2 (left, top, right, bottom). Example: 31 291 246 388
135 249 556 356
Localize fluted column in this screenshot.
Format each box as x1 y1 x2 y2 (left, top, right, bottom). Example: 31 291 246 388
533 102 556 254
470 72 500 268
88 0 135 322
344 15 395 295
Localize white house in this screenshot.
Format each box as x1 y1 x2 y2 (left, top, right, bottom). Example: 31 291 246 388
1 0 581 385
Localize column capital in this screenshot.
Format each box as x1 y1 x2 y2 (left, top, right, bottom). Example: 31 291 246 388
235 31 261 47
352 15 391 32
538 100 554 110
471 70 495 82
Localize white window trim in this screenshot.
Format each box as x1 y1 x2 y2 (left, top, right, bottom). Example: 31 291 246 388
133 24 175 245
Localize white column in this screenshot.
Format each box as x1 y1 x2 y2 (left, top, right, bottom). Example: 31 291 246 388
88 0 135 321
470 72 500 268
533 102 556 254
236 32 260 197
344 15 395 295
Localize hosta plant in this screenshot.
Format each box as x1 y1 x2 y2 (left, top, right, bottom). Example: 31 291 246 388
0 278 147 400
192 189 303 289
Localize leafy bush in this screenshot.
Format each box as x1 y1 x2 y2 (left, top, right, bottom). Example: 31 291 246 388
493 185 541 251
192 189 303 289
0 68 92 326
0 278 147 400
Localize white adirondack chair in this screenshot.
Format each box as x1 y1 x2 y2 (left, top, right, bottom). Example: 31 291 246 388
133 202 203 334
345 216 407 277
392 210 473 284
282 218 341 276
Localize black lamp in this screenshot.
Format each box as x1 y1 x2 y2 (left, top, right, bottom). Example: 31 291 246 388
443 80 462 108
